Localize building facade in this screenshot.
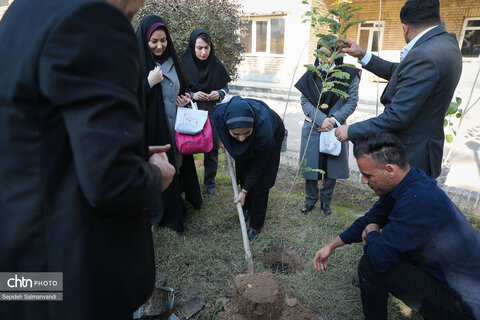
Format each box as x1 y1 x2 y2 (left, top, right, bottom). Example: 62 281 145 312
237 0 311 84
308 0 480 64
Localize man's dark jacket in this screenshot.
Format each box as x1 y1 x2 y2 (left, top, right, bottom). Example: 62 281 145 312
0 0 163 319
348 26 462 178
340 168 480 318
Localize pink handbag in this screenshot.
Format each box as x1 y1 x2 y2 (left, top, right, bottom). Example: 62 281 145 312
175 116 213 155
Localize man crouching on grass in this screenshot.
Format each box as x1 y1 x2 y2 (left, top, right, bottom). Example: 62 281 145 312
313 132 480 320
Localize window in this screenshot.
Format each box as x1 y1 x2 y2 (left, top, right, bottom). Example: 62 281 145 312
256 21 267 52
460 18 480 58
270 18 285 54
241 16 285 55
357 21 384 52
242 21 252 53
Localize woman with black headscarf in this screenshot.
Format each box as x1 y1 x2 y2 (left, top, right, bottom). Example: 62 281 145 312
295 39 360 216
136 15 202 232
214 96 285 241
181 29 231 198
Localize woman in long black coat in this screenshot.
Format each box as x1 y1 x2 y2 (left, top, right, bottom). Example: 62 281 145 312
295 41 359 216
181 29 231 197
214 96 285 240
137 15 202 232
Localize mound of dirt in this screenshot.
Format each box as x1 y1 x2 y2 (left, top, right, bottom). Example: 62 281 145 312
216 271 319 320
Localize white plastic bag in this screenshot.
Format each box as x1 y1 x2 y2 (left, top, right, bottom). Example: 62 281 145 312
319 118 342 156
174 102 208 135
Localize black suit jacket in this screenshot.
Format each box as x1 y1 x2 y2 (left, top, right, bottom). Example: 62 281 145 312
349 26 462 178
0 0 162 319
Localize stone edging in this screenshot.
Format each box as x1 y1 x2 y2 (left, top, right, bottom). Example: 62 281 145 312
280 151 480 215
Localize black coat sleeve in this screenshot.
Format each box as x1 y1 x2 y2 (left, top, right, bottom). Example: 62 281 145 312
241 153 270 192
38 2 163 214
242 113 284 191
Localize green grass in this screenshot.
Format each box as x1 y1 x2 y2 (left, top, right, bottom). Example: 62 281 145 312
152 152 424 319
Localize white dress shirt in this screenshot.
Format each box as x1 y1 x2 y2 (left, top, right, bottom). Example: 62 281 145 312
358 25 439 65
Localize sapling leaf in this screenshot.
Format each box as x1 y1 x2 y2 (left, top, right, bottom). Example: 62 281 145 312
348 7 363 14
330 71 351 79
305 64 317 71
330 80 350 87
330 88 349 99
330 53 346 60
342 19 366 34
345 13 354 22
446 102 458 115
336 63 357 69
316 40 331 50
328 9 340 16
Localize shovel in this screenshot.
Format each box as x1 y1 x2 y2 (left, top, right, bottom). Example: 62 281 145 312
225 149 255 275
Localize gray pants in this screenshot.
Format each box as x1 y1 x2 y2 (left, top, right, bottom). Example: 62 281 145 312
305 177 336 207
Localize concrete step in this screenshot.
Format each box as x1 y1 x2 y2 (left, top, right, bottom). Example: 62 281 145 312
230 87 300 102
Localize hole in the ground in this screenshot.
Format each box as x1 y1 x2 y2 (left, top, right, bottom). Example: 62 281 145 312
261 244 302 275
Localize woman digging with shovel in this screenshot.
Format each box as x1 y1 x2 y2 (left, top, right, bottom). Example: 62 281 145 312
214 96 285 241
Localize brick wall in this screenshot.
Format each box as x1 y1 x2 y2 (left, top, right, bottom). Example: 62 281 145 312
441 0 480 40
237 55 286 82
308 0 480 63
307 0 329 64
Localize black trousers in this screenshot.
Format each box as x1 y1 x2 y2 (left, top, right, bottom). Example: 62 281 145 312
238 142 282 231
243 188 270 230
203 113 219 189
358 255 474 320
203 147 218 189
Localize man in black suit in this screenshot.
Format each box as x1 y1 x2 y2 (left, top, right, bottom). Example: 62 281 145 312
335 0 462 178
0 0 175 319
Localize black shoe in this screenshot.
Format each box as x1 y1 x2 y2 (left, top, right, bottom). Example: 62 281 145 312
301 204 314 214
203 187 214 198
243 209 249 222
352 278 360 288
247 227 261 241
321 202 332 216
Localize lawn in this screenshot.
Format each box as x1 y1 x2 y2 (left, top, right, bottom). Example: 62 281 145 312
151 151 427 319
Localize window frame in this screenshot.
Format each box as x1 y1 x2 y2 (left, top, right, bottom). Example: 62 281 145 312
459 17 480 59
356 20 385 53
242 15 286 57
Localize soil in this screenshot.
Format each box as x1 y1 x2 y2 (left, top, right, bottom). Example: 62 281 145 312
216 271 319 320
261 245 302 275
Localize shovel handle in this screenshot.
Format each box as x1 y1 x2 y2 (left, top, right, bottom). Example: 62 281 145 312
225 150 255 275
